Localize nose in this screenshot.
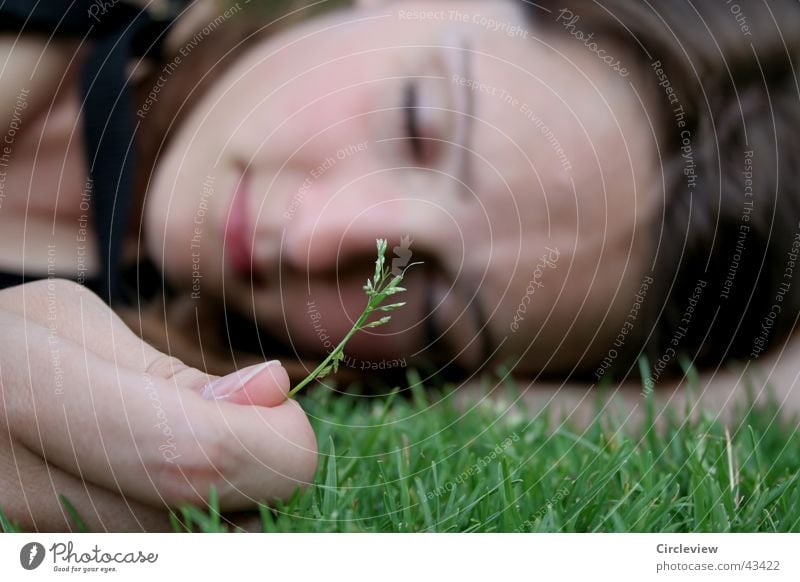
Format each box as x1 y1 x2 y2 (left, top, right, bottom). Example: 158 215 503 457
279 70 473 277
280 168 466 277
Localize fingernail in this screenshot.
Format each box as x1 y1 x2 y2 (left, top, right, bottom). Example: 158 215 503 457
201 361 282 400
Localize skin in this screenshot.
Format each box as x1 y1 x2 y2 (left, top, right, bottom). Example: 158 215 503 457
0 10 320 530
0 279 317 531
147 0 660 375
0 0 797 530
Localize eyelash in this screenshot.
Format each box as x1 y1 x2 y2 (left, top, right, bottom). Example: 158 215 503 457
404 82 425 161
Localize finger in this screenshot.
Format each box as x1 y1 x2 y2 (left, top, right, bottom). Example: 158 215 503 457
0 429 168 532
0 280 292 408
2 310 316 509
1 310 203 508
140 350 291 408
199 361 290 408
0 279 161 372
192 398 319 511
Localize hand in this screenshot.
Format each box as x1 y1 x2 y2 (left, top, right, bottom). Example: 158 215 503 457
0 279 317 531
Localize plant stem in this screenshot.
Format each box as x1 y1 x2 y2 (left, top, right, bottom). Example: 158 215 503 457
288 310 371 398
288 239 413 397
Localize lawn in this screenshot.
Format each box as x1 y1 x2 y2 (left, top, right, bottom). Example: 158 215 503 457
2 368 799 533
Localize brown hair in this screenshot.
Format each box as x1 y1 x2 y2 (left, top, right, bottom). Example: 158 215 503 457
124 1 325 376
529 0 800 379
126 0 370 381
125 0 800 380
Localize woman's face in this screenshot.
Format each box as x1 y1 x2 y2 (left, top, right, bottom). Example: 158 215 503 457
147 0 659 374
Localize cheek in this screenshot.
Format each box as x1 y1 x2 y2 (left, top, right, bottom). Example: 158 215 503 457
493 250 563 322
241 63 381 158
146 157 197 281
145 178 173 273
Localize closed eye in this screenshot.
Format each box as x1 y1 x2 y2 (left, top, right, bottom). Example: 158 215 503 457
404 81 425 161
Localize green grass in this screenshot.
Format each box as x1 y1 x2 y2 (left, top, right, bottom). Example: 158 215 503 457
180 369 800 533
3 369 800 533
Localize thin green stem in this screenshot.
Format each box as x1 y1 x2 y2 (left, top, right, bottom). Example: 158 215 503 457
288 310 371 398
289 239 415 397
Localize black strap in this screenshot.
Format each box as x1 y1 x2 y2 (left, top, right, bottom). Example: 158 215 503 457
0 0 113 35
82 6 153 304
1 0 177 303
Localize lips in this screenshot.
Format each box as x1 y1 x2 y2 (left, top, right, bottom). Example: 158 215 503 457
225 171 257 282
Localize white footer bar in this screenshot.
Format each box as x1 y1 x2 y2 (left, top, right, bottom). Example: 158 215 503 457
1 534 797 581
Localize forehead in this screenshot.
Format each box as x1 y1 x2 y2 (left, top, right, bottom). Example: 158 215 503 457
461 34 653 235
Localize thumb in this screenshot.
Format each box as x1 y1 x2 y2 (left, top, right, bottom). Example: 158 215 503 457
199 361 290 408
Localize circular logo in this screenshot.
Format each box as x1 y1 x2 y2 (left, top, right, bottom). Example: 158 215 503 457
19 542 46 570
